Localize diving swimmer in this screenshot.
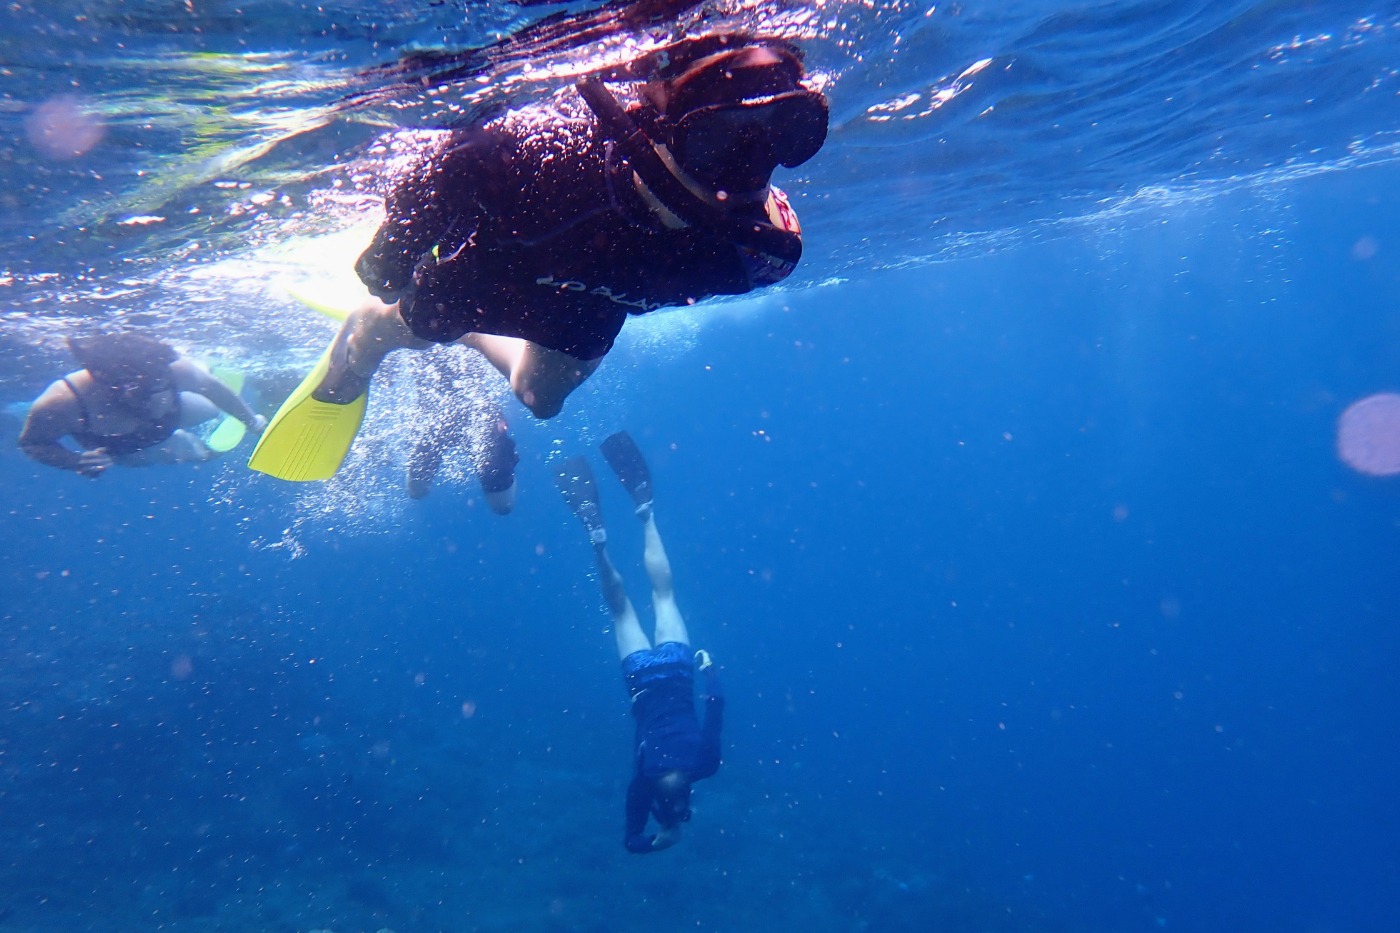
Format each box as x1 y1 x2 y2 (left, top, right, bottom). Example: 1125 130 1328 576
18 333 267 477
556 431 723 853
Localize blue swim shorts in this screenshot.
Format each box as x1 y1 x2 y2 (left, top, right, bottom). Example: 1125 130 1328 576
622 641 692 699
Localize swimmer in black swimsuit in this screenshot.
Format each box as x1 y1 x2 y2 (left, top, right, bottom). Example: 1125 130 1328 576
18 333 267 477
315 33 828 418
556 432 723 853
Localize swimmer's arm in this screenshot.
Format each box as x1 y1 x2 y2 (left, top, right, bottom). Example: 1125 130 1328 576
623 776 659 854
170 359 265 432
695 665 725 779
649 824 682 851
17 382 101 474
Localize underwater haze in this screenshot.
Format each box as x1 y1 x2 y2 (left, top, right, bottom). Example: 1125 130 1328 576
2 1 1399 932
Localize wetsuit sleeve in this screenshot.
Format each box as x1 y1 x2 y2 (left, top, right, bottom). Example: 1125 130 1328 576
694 667 725 780
623 774 657 853
356 132 490 301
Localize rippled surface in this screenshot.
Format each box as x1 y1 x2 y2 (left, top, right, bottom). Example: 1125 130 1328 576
1 0 1397 368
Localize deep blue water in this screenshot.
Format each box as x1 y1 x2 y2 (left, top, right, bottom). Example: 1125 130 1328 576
3 2 1400 932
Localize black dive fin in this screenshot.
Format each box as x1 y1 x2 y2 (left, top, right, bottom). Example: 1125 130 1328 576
600 431 653 507
555 455 605 536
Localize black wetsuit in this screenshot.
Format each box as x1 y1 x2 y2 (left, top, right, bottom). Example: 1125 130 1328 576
355 92 800 360
622 643 724 853
62 377 180 456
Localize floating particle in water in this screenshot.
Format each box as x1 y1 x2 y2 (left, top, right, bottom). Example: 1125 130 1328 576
1337 392 1400 477
25 95 104 159
170 654 194 681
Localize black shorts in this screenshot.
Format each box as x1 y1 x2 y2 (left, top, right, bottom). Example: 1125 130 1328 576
400 277 622 361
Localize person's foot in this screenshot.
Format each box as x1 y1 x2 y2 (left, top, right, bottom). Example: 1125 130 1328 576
484 479 516 515
575 500 607 545
406 440 441 499
479 419 519 510
406 470 432 499
634 499 654 521
312 314 372 404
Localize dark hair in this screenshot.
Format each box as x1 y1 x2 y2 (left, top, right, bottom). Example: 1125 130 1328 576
653 771 693 825
663 45 807 117
68 333 178 392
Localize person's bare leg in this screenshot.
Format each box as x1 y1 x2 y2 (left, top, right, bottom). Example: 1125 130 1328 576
315 298 426 402
460 332 522 382
116 430 210 466
460 333 600 419
405 434 444 499
642 509 690 648
175 392 221 428
595 541 651 660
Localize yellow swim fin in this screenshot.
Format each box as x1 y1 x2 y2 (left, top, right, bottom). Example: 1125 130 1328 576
206 416 247 454
206 365 248 453
284 282 353 323
247 336 367 482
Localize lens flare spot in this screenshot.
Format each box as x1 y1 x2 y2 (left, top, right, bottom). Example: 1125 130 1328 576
25 95 104 159
1337 392 1400 477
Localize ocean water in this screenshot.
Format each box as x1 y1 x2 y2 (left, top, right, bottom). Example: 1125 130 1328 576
2 2 1398 932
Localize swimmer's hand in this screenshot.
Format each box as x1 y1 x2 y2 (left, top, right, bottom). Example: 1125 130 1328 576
694 649 713 672
651 825 682 851
248 414 269 434
77 448 113 478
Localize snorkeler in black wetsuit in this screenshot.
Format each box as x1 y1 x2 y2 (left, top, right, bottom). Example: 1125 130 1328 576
313 32 828 419
18 333 266 477
556 431 724 853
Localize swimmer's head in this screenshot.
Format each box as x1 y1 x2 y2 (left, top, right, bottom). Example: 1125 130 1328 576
648 39 828 191
69 333 178 407
652 770 694 827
